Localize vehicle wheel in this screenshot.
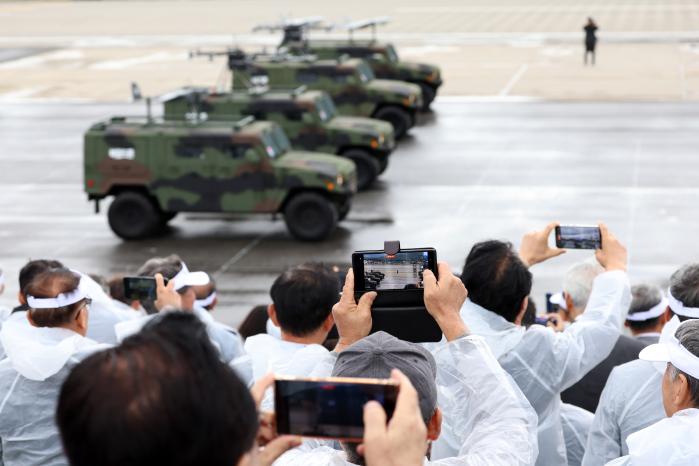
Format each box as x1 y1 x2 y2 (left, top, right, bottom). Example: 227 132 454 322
373 106 412 140
342 149 380 190
377 156 389 174
418 83 436 111
162 212 178 222
283 192 338 241
107 191 161 240
338 199 351 221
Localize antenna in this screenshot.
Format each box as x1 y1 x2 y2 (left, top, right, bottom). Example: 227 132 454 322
146 97 152 123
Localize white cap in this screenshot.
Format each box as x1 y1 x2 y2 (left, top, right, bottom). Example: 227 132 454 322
549 292 567 311
171 263 210 291
640 320 699 379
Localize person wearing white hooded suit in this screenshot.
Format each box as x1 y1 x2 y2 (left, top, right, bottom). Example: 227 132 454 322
455 224 631 466
0 268 109 466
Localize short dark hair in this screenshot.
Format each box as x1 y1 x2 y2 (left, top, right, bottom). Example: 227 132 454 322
238 304 270 340
25 268 85 327
461 240 532 323
672 321 699 407
19 259 64 292
57 312 258 466
270 263 340 336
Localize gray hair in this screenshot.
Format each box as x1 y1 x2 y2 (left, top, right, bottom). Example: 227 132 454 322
670 320 699 407
136 254 185 314
629 284 663 314
562 259 605 309
669 264 699 309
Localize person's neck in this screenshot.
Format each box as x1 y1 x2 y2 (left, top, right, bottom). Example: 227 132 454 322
58 322 86 337
280 329 326 345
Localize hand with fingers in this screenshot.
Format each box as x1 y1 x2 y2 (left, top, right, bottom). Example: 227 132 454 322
359 369 428 466
250 374 302 466
332 268 377 352
154 273 182 311
519 222 566 267
595 223 627 272
423 261 470 341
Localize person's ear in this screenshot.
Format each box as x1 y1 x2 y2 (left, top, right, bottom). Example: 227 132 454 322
624 321 630 329
76 305 88 333
564 292 575 315
322 312 335 332
514 296 529 326
268 304 280 327
662 307 672 325
18 291 27 306
130 300 141 311
427 408 442 441
675 372 693 409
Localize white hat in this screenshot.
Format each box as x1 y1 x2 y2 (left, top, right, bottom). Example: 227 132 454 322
171 263 210 291
640 320 699 379
549 292 567 311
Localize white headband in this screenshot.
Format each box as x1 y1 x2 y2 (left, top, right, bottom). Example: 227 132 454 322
26 282 88 309
667 288 699 319
195 291 217 308
640 322 699 380
626 298 668 322
0 270 4 287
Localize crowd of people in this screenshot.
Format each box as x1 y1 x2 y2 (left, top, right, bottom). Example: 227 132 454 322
0 222 698 465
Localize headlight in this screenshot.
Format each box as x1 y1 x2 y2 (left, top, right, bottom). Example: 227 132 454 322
378 134 385 145
336 174 344 186
402 94 416 107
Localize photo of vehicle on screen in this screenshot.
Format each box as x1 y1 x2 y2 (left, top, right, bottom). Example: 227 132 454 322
362 251 429 290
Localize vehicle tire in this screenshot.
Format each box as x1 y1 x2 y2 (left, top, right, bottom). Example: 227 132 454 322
373 106 412 140
377 156 389 174
162 212 178 222
283 192 338 241
342 149 380 190
338 199 351 221
107 191 162 240
418 82 436 111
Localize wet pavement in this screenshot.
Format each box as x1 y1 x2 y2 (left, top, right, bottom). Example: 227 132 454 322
1 100 698 326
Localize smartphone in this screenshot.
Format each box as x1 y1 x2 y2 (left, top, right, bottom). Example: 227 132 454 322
122 276 167 301
274 376 399 442
555 225 601 250
352 248 437 293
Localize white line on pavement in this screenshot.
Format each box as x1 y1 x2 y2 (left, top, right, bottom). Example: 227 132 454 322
499 64 529 97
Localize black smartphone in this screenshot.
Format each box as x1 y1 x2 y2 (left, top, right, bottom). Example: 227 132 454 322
555 225 602 250
122 276 167 301
274 376 398 442
352 248 437 293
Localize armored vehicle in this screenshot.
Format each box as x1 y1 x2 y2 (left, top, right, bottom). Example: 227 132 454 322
162 87 395 190
84 116 356 241
194 49 422 139
255 17 443 110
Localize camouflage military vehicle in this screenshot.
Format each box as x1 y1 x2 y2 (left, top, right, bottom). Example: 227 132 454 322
255 17 443 110
84 115 357 241
161 87 395 190
195 49 422 139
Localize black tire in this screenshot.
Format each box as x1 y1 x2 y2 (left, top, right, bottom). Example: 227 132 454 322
162 212 178 222
373 106 412 140
283 192 338 241
377 155 389 174
107 191 162 240
418 82 436 111
338 199 351 221
342 149 380 190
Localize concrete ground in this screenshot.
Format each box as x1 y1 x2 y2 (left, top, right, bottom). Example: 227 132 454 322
1 100 697 327
1 0 699 101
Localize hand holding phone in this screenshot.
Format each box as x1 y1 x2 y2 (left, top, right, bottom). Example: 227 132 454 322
123 276 161 301
274 376 399 442
422 262 468 342
332 269 376 352
519 222 566 267
555 225 602 250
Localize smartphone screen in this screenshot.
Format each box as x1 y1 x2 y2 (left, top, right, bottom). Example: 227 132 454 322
275 377 398 441
555 225 601 250
123 276 162 301
352 248 437 292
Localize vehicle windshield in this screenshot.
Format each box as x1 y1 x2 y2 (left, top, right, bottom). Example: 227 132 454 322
385 45 399 63
355 62 375 83
315 94 338 122
263 125 291 158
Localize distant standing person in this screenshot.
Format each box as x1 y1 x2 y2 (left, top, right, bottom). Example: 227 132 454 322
584 18 598 65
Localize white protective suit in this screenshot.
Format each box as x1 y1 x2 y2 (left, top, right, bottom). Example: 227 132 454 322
245 333 329 381
114 306 253 385
561 403 593 466
459 270 631 466
582 359 664 465
273 335 539 466
0 315 109 466
605 408 699 466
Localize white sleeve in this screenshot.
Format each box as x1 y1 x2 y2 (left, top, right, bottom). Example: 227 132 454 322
582 367 624 466
273 443 348 466
519 271 630 398
430 336 539 466
560 403 593 466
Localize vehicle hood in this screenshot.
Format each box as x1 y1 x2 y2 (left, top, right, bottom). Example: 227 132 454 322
367 79 423 108
275 150 356 179
397 61 442 81
326 116 394 139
